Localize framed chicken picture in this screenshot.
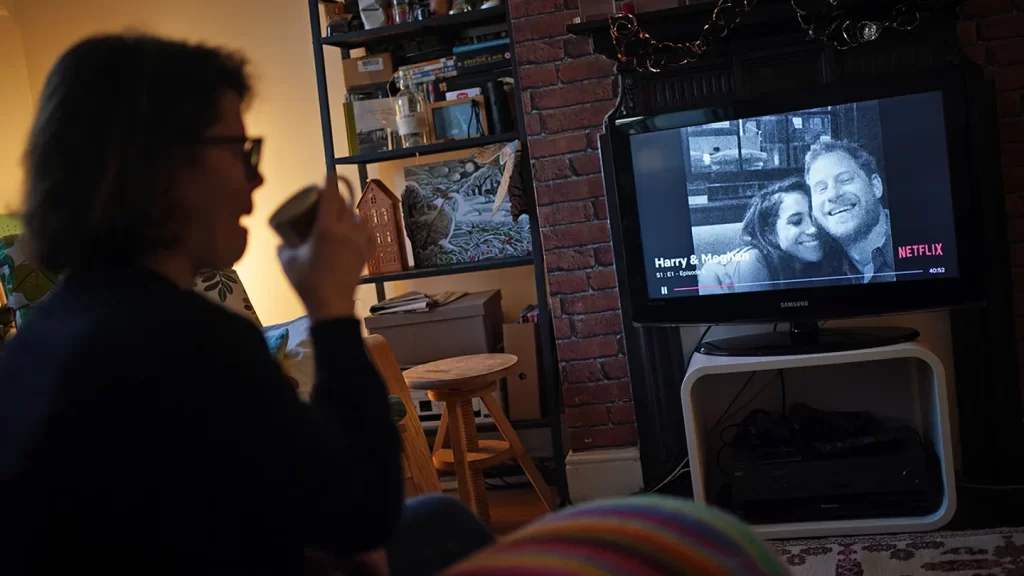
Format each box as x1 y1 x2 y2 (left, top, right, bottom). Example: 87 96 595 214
401 152 532 268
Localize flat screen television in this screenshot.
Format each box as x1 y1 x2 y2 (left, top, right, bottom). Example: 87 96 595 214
607 68 985 354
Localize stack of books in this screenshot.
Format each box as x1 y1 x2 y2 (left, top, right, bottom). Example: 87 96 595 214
517 304 539 324
452 31 510 75
399 57 457 86
369 291 466 315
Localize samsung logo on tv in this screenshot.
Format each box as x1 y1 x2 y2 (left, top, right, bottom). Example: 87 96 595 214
780 301 809 308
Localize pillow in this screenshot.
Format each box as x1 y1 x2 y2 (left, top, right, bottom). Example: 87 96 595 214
193 269 261 326
262 316 407 423
389 395 408 424
263 327 290 362
0 307 15 350
263 316 315 401
0 234 59 328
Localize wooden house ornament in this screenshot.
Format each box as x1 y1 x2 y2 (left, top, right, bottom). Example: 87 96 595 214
357 179 407 275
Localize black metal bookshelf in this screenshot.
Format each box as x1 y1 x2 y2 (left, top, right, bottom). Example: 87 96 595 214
359 255 533 284
321 7 508 50
337 132 519 165
306 0 567 503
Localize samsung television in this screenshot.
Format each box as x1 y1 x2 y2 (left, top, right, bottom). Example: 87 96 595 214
607 68 985 354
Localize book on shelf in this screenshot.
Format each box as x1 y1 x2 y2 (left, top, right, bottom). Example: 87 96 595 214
369 291 467 315
399 57 456 75
370 291 430 315
517 304 539 324
432 291 467 307
452 38 509 54
400 57 457 86
342 102 358 157
454 45 511 75
349 98 395 155
410 67 456 82
374 300 432 314
455 24 508 48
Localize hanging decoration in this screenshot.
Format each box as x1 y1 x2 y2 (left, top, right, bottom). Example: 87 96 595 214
610 0 925 72
790 0 921 49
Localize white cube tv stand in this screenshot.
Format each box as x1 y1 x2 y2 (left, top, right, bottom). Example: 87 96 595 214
681 342 956 539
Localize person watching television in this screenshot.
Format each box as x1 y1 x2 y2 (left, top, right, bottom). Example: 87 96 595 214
0 35 492 575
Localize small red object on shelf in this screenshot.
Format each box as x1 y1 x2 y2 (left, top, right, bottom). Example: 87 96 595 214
622 1 636 14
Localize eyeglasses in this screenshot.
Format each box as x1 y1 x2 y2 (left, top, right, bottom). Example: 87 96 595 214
201 136 263 177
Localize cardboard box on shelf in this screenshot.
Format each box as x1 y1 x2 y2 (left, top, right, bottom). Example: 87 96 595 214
364 290 503 367
503 323 542 421
342 53 394 88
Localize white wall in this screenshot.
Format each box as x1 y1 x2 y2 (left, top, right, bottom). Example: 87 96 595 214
0 2 33 212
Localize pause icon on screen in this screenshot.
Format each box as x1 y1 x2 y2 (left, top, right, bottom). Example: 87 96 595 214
660 286 668 295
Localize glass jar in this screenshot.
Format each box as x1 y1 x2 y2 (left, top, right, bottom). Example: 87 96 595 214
392 0 411 24
394 70 428 148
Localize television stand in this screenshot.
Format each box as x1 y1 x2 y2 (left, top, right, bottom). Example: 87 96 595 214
681 341 956 538
697 322 920 357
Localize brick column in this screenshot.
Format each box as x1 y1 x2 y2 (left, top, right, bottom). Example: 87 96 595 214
958 0 1024 396
509 0 638 450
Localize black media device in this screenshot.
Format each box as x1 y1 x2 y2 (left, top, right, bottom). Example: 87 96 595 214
722 409 944 525
726 427 942 524
607 67 985 355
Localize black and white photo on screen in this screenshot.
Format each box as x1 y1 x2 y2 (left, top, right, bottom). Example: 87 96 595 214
684 101 896 295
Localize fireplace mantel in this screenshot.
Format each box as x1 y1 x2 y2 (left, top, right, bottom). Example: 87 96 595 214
567 0 966 122
568 0 962 67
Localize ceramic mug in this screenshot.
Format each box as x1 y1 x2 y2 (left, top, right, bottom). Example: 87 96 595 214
269 176 357 247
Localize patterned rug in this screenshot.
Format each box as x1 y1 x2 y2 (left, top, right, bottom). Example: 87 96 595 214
773 529 1024 575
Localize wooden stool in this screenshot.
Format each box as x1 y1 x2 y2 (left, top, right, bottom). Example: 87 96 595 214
404 354 557 523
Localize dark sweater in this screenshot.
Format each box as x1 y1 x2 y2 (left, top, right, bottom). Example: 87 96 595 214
0 264 403 574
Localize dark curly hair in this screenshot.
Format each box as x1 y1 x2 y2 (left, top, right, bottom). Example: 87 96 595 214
23 34 251 274
740 177 846 282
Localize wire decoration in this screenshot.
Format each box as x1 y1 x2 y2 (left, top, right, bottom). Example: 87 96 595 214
609 0 924 72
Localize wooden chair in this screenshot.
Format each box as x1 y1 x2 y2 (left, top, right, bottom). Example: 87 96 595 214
364 334 442 497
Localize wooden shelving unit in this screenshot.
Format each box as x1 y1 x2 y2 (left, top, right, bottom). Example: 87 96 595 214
306 0 566 501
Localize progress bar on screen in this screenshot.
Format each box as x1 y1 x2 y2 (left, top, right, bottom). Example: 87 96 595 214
671 270 926 292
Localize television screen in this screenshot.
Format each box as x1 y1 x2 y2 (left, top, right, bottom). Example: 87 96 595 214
628 91 960 300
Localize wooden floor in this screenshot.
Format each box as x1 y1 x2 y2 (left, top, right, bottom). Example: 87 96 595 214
444 486 550 535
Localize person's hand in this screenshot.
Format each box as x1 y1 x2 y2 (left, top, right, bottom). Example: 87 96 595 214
279 173 371 322
697 263 735 294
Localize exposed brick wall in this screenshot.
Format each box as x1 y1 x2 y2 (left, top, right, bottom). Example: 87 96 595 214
509 0 635 451
959 0 1024 393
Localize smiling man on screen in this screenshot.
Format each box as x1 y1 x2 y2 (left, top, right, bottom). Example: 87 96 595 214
805 139 896 284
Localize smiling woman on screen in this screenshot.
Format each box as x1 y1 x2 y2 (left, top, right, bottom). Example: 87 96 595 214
698 178 851 294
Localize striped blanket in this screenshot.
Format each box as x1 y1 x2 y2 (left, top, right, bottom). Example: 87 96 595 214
444 495 788 575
